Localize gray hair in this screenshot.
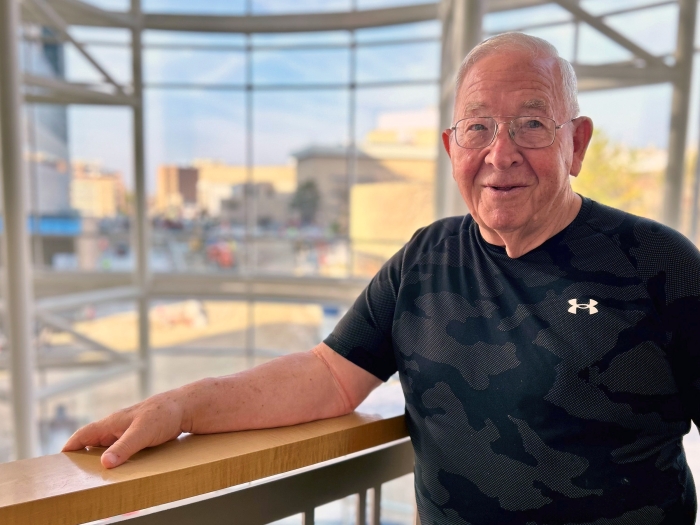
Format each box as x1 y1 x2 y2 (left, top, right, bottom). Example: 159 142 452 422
455 32 580 118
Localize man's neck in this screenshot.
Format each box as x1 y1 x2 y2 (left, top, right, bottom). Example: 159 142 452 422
479 192 583 258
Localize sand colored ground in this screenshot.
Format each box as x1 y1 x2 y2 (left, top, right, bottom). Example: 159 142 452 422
48 301 322 354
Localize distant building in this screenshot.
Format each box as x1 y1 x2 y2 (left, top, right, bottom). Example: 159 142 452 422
155 165 199 216
24 26 72 216
220 182 292 227
71 161 127 218
294 107 438 234
195 161 295 217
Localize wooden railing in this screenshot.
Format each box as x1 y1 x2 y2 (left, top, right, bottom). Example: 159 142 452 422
0 384 411 525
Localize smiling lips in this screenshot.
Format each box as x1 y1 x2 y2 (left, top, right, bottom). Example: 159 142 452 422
487 184 526 192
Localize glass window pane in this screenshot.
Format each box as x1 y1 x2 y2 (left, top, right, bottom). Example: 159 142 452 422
67 27 131 45
252 0 351 14
357 0 437 8
253 302 324 355
604 4 679 57
577 24 634 64
352 85 437 277
65 45 132 85
37 299 140 454
522 24 575 63
252 32 350 47
80 0 129 10
484 4 572 34
151 300 247 391
254 90 349 276
143 0 246 14
253 48 350 85
144 31 246 46
356 42 439 83
580 0 667 17
381 473 416 525
355 20 441 43
145 49 246 85
147 89 245 273
0 368 11 462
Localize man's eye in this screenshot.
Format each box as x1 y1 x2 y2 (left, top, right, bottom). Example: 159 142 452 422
467 123 487 132
523 119 543 129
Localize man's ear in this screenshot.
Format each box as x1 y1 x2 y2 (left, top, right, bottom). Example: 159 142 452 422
569 117 593 177
442 129 453 159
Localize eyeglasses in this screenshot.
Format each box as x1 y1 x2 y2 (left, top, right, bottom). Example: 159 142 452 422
450 116 574 149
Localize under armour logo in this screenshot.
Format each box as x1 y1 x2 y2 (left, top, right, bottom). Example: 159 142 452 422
568 299 598 314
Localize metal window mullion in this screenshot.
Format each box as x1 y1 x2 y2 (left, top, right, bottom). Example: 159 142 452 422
346 0 358 277
0 0 39 459
356 490 367 525
244 0 256 368
131 0 151 399
663 0 697 229
370 485 381 525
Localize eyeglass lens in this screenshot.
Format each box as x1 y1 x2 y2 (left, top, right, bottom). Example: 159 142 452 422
454 116 557 149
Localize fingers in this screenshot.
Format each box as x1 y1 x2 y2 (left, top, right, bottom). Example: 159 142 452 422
101 421 155 468
62 409 134 452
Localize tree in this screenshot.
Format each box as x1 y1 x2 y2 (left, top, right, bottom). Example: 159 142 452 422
571 130 663 221
290 180 321 225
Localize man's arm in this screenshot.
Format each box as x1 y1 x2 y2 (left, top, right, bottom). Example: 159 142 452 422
62 342 382 469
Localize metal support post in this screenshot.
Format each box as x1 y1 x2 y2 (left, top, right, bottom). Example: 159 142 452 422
356 490 367 525
347 5 357 277
435 0 483 219
0 0 39 459
370 485 381 525
663 0 697 230
131 0 151 398
691 119 700 243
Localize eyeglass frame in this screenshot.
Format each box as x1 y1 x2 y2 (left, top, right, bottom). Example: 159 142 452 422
448 116 577 150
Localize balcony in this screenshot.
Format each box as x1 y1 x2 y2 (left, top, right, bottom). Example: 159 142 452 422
0 383 412 525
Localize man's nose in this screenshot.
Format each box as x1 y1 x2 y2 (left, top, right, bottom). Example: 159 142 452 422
483 123 523 171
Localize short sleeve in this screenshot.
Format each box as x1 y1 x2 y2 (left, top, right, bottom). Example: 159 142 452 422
323 246 405 382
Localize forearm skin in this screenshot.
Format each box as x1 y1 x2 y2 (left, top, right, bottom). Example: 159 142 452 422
180 345 351 435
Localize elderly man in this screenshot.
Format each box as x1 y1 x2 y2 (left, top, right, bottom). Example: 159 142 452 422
65 33 700 524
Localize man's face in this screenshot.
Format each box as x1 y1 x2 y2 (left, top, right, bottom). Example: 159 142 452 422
442 50 591 242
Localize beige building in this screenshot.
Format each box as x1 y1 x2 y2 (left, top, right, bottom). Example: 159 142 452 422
295 108 438 236
194 160 296 217
71 161 127 218
155 165 198 215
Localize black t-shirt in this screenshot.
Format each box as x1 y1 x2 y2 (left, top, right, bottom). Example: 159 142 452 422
325 197 700 525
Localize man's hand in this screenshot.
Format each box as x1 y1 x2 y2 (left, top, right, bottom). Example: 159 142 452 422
62 390 187 469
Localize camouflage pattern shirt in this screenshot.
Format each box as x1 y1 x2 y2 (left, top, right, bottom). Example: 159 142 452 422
325 197 700 525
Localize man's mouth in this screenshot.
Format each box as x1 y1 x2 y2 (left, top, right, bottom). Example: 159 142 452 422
488 185 524 192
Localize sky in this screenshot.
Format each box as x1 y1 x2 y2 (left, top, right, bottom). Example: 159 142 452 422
60 0 700 193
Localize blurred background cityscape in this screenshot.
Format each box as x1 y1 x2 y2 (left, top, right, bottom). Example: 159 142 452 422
3 0 700 523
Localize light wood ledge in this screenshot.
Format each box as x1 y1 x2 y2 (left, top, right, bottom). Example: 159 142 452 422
0 384 408 525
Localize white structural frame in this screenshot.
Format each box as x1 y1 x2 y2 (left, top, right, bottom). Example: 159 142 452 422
0 0 697 460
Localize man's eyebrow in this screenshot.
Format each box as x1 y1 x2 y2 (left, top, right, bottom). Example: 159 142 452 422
520 99 549 112
461 102 487 115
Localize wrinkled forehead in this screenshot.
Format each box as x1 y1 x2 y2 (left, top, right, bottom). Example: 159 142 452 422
456 52 567 119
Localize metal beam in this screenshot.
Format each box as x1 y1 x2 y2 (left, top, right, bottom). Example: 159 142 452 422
36 310 131 362
143 3 438 33
0 0 39 459
663 0 697 230
22 0 134 28
26 0 126 95
24 73 137 106
36 361 143 400
36 285 140 311
435 0 483 219
552 0 669 68
574 62 679 91
132 0 151 399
